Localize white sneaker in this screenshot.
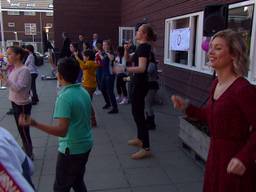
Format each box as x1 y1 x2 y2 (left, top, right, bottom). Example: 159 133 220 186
94 90 102 95
119 97 128 105
116 96 121 102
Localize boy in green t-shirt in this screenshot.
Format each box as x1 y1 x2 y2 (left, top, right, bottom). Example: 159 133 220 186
19 58 93 192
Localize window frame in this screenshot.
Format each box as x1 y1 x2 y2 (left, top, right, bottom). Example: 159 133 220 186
24 23 37 36
24 11 36 16
7 22 15 28
227 0 256 84
7 11 20 16
118 27 136 46
46 12 53 17
164 12 211 74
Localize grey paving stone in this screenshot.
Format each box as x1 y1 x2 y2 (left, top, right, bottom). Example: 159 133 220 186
33 159 43 177
125 167 172 187
87 154 121 172
113 143 140 155
165 163 204 183
33 147 46 160
86 169 129 191
47 136 58 147
132 185 178 192
38 174 55 192
31 137 48 148
156 149 199 167
42 158 56 175
118 154 159 169
90 189 131 192
90 142 116 156
176 181 203 192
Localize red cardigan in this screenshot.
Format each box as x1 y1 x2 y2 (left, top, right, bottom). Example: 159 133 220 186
186 77 256 192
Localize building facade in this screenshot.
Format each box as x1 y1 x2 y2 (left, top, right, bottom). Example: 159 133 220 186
54 0 121 50
1 0 53 52
54 0 255 104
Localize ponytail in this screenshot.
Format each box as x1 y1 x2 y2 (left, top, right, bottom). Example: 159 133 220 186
141 24 157 42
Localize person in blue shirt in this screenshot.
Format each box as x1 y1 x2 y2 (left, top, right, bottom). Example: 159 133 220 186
101 40 118 114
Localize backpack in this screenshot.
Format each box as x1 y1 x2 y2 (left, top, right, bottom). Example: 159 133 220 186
147 52 159 90
33 53 41 66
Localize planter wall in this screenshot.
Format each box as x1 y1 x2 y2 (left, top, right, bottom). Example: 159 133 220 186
179 117 210 161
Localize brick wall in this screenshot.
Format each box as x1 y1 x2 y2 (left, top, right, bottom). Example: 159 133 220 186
53 0 121 50
3 12 54 42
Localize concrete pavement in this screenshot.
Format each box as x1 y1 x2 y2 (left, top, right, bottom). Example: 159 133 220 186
0 64 203 192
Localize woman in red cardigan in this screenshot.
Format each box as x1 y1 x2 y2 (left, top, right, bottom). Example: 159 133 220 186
172 29 256 192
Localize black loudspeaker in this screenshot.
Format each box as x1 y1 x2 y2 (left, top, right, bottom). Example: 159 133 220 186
203 4 228 37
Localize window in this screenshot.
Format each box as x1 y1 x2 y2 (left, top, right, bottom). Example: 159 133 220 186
8 22 15 28
24 12 36 16
46 23 53 28
164 12 205 72
46 12 53 17
7 11 20 16
118 27 135 46
24 23 37 36
228 1 256 83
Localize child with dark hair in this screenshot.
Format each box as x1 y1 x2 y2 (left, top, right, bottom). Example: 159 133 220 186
74 49 99 127
19 57 93 192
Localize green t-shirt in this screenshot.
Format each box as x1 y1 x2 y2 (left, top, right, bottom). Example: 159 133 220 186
53 83 93 155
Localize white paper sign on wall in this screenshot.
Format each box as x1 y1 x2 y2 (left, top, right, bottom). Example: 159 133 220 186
169 28 191 51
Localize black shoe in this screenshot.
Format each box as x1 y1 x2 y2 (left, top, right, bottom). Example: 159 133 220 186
108 108 118 114
6 108 14 115
102 104 111 109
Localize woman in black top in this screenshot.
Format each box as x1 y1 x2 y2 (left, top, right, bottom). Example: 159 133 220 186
124 24 157 159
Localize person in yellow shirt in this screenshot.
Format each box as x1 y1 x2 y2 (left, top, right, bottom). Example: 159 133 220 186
75 50 99 127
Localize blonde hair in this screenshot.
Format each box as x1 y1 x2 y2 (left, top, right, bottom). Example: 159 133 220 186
212 29 249 76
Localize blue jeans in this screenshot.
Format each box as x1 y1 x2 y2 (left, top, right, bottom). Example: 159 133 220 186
101 75 117 109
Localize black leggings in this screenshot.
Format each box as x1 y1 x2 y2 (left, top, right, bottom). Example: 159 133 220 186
116 73 127 97
131 83 149 149
12 102 33 156
31 73 39 102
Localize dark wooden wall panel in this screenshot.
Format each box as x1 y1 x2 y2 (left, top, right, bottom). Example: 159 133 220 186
54 0 121 49
120 0 243 104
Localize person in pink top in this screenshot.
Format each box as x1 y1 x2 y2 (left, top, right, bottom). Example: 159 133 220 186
0 46 33 160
